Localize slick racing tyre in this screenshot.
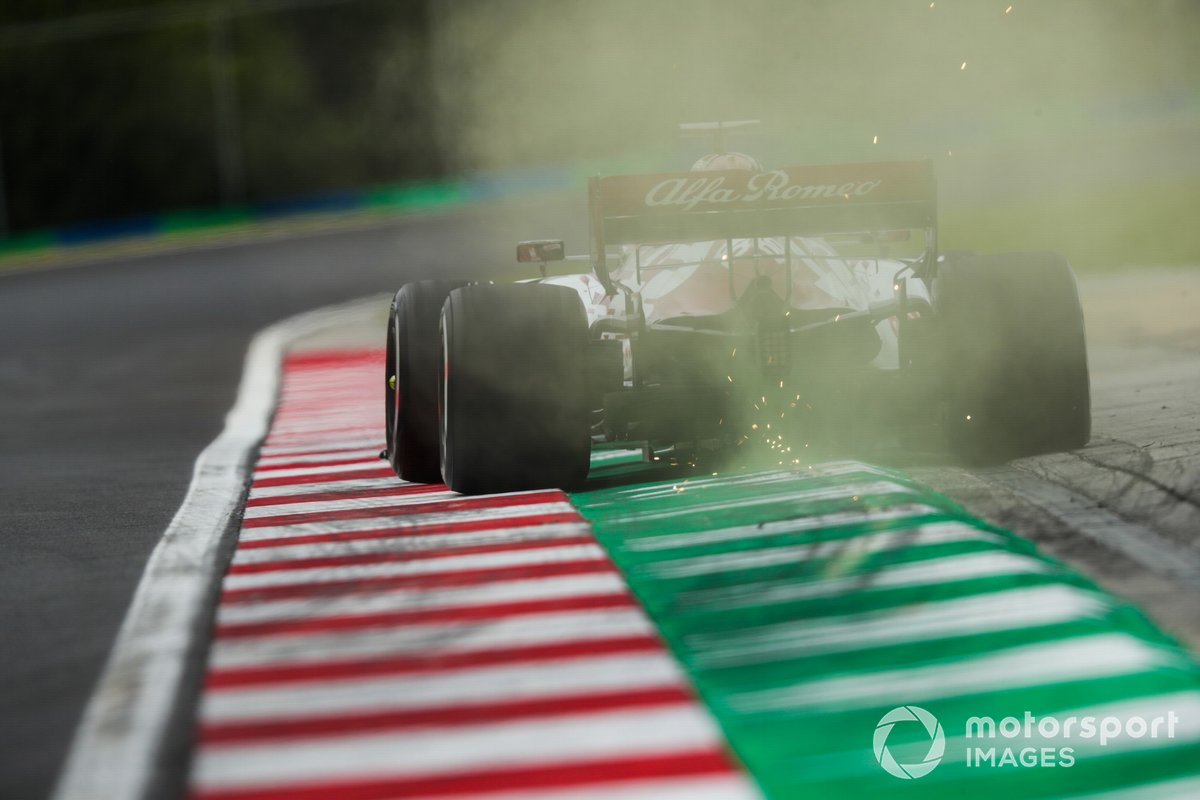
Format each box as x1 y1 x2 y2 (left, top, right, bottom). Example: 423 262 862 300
386 279 469 482
439 283 591 495
936 251 1091 463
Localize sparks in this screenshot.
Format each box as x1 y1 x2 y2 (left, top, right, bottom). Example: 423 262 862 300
872 134 878 144
960 61 968 70
1005 4 1013 13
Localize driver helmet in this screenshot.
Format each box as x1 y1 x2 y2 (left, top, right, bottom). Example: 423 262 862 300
690 151 763 172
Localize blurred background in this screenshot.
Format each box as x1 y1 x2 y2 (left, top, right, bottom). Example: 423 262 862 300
0 0 1197 267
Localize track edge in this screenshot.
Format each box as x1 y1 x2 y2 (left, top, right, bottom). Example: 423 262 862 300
51 295 386 800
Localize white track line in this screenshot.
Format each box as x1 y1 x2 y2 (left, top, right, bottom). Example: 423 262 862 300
230 522 594 565
198 650 688 723
236 500 578 543
249 461 394 481
240 491 460 519
190 705 726 792
624 503 942 552
691 584 1110 667
207 608 654 670
592 480 920 525
214 571 631 626
257 437 384 457
730 632 1174 714
462 775 762 800
641 520 1004 579
220 542 607 591
247 476 411 500
255 448 382 468
51 296 388 800
681 550 1062 611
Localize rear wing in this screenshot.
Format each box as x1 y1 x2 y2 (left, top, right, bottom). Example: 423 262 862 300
589 160 936 255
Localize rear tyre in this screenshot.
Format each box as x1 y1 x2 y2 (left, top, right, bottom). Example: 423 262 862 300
936 252 1090 463
385 280 468 482
439 283 591 494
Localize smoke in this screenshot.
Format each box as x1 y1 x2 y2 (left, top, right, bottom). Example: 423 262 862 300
424 0 1200 266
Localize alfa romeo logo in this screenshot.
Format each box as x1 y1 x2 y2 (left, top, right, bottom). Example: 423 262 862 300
873 705 945 779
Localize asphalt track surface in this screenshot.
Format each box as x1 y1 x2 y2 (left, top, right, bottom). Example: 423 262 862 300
1 200 1197 798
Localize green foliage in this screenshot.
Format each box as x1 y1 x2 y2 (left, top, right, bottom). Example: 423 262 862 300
0 20 217 229
0 0 438 231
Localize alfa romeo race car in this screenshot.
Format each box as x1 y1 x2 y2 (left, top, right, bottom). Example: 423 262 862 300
384 154 1090 495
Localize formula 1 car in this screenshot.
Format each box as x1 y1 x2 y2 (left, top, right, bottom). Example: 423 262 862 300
384 152 1090 495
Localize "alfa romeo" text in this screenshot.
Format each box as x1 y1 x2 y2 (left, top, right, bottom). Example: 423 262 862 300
644 171 883 211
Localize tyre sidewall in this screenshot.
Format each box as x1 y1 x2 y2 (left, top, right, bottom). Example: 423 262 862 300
440 284 591 494
936 252 1090 462
390 280 467 482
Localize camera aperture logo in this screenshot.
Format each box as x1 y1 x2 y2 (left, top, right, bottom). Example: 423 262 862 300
872 705 1180 778
873 706 945 779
